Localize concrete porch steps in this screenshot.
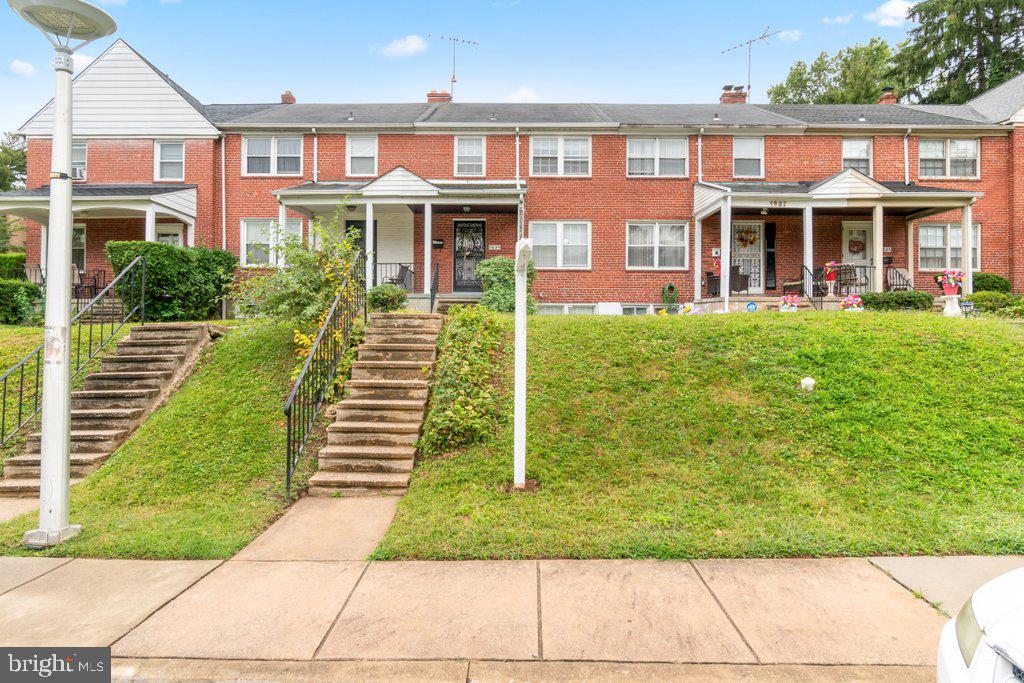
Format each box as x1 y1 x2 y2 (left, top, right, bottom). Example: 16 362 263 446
0 323 216 498
308 312 443 497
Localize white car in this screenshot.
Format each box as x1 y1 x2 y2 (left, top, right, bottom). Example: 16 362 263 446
938 567 1024 682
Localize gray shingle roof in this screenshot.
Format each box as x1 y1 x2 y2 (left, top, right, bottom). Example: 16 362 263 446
222 103 433 126
967 71 1024 122
420 103 612 124
715 180 969 194
204 103 282 124
0 184 197 198
597 104 801 127
754 103 993 127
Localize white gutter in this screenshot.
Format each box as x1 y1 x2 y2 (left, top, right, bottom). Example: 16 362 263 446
515 127 521 189
312 128 319 183
904 128 911 185
697 128 704 183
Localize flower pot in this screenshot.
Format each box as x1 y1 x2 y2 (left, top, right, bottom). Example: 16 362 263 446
843 307 865 313
941 283 960 296
779 305 798 313
826 272 837 282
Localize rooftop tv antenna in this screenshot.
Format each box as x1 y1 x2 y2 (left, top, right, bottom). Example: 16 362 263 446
722 26 782 97
428 34 479 99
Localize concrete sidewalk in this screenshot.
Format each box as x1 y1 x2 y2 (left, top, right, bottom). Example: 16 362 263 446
0 497 1021 681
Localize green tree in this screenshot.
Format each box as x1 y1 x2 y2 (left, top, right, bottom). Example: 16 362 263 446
768 39 900 104
894 0 1024 103
0 133 26 251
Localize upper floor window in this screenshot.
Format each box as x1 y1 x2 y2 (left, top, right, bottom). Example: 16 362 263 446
244 137 302 176
71 141 87 181
919 223 981 271
919 138 979 178
241 218 302 267
626 138 688 177
530 220 591 268
842 138 872 175
530 136 591 176
155 141 184 181
347 135 378 176
455 136 485 176
626 221 688 269
733 137 764 178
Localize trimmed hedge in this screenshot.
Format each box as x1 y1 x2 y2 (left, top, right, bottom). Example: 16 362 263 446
860 291 934 311
0 253 26 276
972 272 1012 294
106 241 236 322
966 291 1020 312
476 256 536 314
0 278 40 324
368 284 407 312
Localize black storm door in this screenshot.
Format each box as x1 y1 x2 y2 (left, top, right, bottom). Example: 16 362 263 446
453 220 485 291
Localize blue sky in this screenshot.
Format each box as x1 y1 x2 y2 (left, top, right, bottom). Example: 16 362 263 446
0 0 917 132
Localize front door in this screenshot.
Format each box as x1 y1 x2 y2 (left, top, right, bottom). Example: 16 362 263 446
842 222 874 268
731 221 765 294
453 220 485 291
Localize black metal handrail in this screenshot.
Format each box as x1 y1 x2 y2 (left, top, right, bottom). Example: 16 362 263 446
429 262 440 313
0 256 146 446
801 265 825 311
283 253 366 496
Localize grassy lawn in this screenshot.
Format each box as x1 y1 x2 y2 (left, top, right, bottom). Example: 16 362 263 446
376 312 1024 560
0 321 308 559
0 325 44 367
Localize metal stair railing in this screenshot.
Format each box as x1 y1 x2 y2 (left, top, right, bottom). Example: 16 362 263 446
429 262 440 314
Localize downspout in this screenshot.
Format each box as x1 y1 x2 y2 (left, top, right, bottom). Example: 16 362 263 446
312 127 319 183
698 128 704 183
904 128 912 185
515 127 524 239
219 133 228 319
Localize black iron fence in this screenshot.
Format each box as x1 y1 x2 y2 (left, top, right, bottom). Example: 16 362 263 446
283 253 366 496
375 262 415 291
834 265 875 295
0 256 146 446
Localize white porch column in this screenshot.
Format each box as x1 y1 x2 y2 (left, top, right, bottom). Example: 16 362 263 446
802 206 814 295
187 221 196 248
872 204 884 292
144 206 156 242
365 202 375 288
906 220 914 287
693 218 702 301
40 224 48 272
423 201 432 295
961 202 974 295
720 197 732 311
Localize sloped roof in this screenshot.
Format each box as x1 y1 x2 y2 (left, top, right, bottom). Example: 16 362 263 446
754 103 992 127
0 184 197 198
967 71 1024 122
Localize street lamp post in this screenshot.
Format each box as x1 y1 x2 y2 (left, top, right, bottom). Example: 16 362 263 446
8 0 116 549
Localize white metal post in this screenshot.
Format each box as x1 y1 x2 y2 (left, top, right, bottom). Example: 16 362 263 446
423 202 432 294
513 238 532 489
365 202 375 289
961 202 974 295
802 206 814 296
144 205 156 242
24 46 80 548
872 204 885 292
906 220 914 288
693 218 702 301
720 198 732 312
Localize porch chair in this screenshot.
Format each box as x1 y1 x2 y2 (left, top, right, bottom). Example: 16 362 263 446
885 267 913 291
384 264 414 291
781 266 824 297
728 265 750 294
836 264 869 295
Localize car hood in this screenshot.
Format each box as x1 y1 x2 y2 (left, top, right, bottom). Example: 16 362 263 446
972 566 1024 663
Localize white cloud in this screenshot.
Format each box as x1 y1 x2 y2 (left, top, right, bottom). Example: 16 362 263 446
378 35 428 58
777 29 803 43
822 13 854 25
72 54 94 72
9 59 38 77
504 86 540 103
865 0 915 27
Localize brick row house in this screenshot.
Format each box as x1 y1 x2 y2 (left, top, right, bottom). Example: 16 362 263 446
3 39 1024 314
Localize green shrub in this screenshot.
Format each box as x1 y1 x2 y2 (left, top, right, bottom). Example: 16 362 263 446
972 272 1011 293
106 241 236 322
0 278 41 324
966 291 1020 312
860 291 934 311
368 284 407 312
0 253 26 274
996 304 1024 319
475 256 536 314
419 305 506 458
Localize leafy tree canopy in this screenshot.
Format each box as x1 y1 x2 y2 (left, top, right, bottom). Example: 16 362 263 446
768 38 900 104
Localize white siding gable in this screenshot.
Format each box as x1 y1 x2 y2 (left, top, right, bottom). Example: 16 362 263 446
151 189 197 220
693 184 724 217
362 167 439 197
811 170 889 198
20 39 218 138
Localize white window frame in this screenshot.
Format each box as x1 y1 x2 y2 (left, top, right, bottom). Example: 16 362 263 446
454 135 486 177
240 218 303 268
155 224 185 247
536 303 597 315
733 137 764 179
917 222 981 272
154 140 185 182
71 222 86 270
529 220 592 270
71 141 87 181
625 221 690 270
626 137 689 178
918 138 980 179
346 135 378 177
243 136 304 177
529 136 592 177
841 138 873 176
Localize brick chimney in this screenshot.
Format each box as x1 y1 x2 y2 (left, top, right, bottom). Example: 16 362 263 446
720 86 748 104
877 87 898 104
427 90 452 103
280 91 296 104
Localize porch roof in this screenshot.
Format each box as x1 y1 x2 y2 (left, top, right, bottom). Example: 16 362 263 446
0 184 198 224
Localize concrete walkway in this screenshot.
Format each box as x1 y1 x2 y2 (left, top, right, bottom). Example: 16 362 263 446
0 496 1021 682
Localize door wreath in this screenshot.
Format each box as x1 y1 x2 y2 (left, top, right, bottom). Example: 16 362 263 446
735 228 758 248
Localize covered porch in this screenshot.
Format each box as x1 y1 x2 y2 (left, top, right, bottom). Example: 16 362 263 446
274 168 525 309
692 170 980 309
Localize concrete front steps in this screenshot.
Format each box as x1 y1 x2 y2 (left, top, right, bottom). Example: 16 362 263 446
0 323 217 498
308 312 443 497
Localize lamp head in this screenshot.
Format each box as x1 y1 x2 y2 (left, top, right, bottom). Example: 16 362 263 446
9 0 115 44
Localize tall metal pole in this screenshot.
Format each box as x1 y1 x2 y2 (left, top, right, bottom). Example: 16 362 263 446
24 44 80 548
513 238 532 489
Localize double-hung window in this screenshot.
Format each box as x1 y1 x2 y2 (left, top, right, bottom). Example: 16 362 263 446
242 218 302 267
71 224 86 270
626 138 688 177
347 135 378 176
918 223 981 271
244 137 302 176
842 138 872 175
155 141 185 181
530 221 591 269
530 136 591 176
626 222 688 269
71 141 87 180
733 137 764 178
455 136 485 176
919 139 979 178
